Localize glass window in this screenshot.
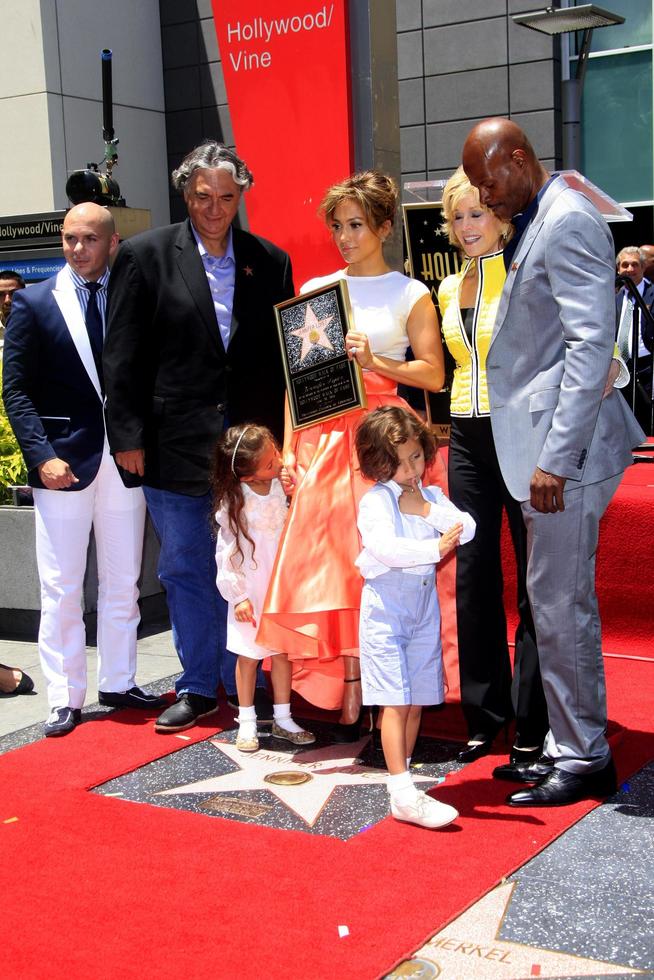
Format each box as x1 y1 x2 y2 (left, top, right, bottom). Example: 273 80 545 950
572 0 652 52
581 50 653 202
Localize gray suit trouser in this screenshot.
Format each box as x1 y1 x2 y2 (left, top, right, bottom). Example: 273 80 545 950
521 473 622 774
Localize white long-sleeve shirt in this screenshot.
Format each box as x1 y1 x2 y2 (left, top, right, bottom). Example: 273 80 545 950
356 479 476 580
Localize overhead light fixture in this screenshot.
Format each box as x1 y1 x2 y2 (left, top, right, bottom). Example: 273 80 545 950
512 5 625 171
512 5 624 35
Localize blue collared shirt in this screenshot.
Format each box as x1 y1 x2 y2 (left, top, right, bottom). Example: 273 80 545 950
503 174 557 270
68 264 110 329
192 224 235 350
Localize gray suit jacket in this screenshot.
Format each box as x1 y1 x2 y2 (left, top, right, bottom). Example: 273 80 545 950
486 175 644 502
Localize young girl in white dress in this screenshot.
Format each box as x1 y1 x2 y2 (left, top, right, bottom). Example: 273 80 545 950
212 424 315 752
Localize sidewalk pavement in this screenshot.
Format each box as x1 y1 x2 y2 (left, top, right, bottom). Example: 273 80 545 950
0 627 178 738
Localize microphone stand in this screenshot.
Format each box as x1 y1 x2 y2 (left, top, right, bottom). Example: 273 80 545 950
615 274 654 441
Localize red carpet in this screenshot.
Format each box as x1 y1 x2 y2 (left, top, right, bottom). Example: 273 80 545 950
502 456 654 660
1 655 652 980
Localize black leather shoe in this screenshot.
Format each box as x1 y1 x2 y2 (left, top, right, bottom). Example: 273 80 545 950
508 743 544 765
44 707 82 738
493 753 555 783
457 736 493 763
507 758 617 807
0 663 34 695
99 686 167 710
154 693 219 733
331 718 363 743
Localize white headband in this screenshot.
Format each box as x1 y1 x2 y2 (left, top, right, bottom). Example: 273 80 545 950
230 427 250 476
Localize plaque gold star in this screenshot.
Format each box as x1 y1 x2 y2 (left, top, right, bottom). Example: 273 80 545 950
386 882 644 979
290 302 334 362
157 737 437 827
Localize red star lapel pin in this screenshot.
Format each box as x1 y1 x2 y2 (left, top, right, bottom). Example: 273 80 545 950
243 265 254 276
511 262 518 272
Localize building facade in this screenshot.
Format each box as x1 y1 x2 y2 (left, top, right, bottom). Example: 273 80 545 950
0 1 651 240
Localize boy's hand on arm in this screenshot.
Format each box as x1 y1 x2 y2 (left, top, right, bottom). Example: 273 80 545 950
398 486 430 517
234 599 256 627
438 523 463 558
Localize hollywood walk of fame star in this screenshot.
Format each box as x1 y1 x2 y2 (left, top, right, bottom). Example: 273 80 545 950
157 736 437 827
290 302 334 363
386 882 643 979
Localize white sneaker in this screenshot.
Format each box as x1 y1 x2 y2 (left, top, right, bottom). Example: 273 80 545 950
390 791 458 829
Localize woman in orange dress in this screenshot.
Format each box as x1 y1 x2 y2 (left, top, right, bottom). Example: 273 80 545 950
258 171 445 739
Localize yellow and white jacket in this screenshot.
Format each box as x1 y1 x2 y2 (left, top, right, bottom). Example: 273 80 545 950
437 250 505 417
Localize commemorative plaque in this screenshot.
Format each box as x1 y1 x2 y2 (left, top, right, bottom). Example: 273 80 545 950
274 279 366 430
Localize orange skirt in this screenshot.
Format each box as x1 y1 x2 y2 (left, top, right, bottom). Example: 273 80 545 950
258 372 450 710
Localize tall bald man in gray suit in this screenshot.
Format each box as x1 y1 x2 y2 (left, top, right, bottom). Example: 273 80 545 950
462 118 644 807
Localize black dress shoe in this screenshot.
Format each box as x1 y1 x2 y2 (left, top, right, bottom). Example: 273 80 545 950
457 736 493 763
0 663 34 695
331 718 363 743
44 707 82 737
154 693 219 733
493 753 555 783
98 686 167 710
508 743 544 765
507 757 618 807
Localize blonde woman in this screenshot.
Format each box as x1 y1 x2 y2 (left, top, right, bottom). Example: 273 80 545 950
438 167 548 776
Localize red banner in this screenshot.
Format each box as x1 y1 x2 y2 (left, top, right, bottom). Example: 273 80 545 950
211 1 353 288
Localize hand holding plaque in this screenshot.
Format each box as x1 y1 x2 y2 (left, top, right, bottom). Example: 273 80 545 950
274 279 367 430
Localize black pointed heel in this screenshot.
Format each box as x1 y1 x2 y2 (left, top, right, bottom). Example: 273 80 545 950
457 736 493 763
332 678 370 743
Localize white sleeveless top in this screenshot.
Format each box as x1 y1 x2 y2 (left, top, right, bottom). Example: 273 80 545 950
301 269 429 362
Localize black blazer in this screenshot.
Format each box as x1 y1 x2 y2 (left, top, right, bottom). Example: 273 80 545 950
2 269 107 490
104 221 294 495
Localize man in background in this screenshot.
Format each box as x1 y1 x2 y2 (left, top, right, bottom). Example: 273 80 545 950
639 244 654 282
615 246 654 432
0 271 25 349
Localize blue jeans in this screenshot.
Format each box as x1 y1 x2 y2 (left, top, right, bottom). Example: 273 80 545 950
144 487 237 698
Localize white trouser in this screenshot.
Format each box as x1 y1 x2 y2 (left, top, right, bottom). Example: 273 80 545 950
34 449 146 710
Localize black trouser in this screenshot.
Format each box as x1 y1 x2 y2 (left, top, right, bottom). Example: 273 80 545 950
620 358 652 435
448 416 548 745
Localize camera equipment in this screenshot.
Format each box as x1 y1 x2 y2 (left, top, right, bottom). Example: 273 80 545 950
65 49 125 207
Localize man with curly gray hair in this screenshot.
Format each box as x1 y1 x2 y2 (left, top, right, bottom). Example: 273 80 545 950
103 141 294 734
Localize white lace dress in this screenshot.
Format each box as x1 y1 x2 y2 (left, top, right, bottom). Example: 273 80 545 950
215 478 288 660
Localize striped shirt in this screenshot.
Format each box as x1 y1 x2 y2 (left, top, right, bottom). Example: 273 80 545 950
68 264 110 333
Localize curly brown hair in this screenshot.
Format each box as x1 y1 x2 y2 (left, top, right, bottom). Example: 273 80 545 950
355 406 436 483
210 423 278 566
320 170 398 231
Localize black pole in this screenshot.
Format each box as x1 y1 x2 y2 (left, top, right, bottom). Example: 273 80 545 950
616 274 654 435
101 49 114 142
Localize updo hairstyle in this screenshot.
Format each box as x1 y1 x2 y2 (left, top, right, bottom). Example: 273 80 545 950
320 170 398 232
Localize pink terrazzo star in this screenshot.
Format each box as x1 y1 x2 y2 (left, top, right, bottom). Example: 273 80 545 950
291 303 334 362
